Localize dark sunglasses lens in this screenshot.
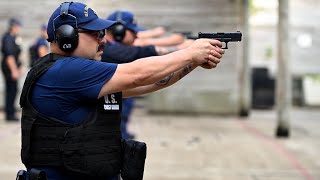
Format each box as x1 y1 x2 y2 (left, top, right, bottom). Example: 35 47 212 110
78 29 105 39
98 30 105 39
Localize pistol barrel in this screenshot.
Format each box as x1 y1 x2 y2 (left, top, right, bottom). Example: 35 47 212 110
198 31 242 42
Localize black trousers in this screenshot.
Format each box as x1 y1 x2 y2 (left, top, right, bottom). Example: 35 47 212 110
3 73 18 119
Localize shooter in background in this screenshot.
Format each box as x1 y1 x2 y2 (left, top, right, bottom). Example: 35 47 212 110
29 24 49 67
102 10 191 139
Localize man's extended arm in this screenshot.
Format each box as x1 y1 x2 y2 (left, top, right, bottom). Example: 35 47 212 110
122 63 196 97
98 39 224 98
154 39 195 55
134 33 185 47
137 26 166 39
154 46 178 55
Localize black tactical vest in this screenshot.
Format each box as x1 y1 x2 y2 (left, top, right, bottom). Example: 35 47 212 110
19 53 122 178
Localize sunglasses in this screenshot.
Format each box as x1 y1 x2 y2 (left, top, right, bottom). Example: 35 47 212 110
78 29 106 40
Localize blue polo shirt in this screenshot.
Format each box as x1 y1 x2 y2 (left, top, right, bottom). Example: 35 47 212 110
101 41 157 64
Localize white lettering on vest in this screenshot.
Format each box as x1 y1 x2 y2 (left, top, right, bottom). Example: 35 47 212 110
103 94 119 111
111 94 117 104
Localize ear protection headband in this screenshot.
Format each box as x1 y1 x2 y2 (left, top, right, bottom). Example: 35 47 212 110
53 2 79 52
110 11 126 42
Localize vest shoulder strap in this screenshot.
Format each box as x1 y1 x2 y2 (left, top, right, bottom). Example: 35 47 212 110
20 53 65 107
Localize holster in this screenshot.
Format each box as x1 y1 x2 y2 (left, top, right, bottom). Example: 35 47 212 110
29 168 47 180
121 140 147 180
16 170 26 180
16 169 47 180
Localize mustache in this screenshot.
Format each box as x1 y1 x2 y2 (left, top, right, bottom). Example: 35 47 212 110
97 43 105 52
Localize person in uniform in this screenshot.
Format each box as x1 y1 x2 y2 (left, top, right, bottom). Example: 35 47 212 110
29 24 49 67
1 18 23 121
19 2 224 180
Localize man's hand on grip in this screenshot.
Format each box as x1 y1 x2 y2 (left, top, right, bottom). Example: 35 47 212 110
187 39 224 69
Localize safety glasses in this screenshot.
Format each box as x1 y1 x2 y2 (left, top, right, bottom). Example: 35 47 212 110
78 29 106 40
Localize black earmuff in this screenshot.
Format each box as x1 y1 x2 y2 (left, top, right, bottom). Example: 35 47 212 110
54 2 79 52
110 11 126 42
56 24 78 52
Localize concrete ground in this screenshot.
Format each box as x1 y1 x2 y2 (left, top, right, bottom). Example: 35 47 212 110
0 107 319 180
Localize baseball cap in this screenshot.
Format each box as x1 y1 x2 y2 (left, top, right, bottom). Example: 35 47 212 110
9 18 22 27
41 24 47 31
107 11 145 32
47 2 116 42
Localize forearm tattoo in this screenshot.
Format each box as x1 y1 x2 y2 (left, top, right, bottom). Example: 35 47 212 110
179 64 192 79
156 72 174 86
155 64 192 86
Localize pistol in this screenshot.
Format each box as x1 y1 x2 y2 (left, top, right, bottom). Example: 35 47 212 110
198 31 242 49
